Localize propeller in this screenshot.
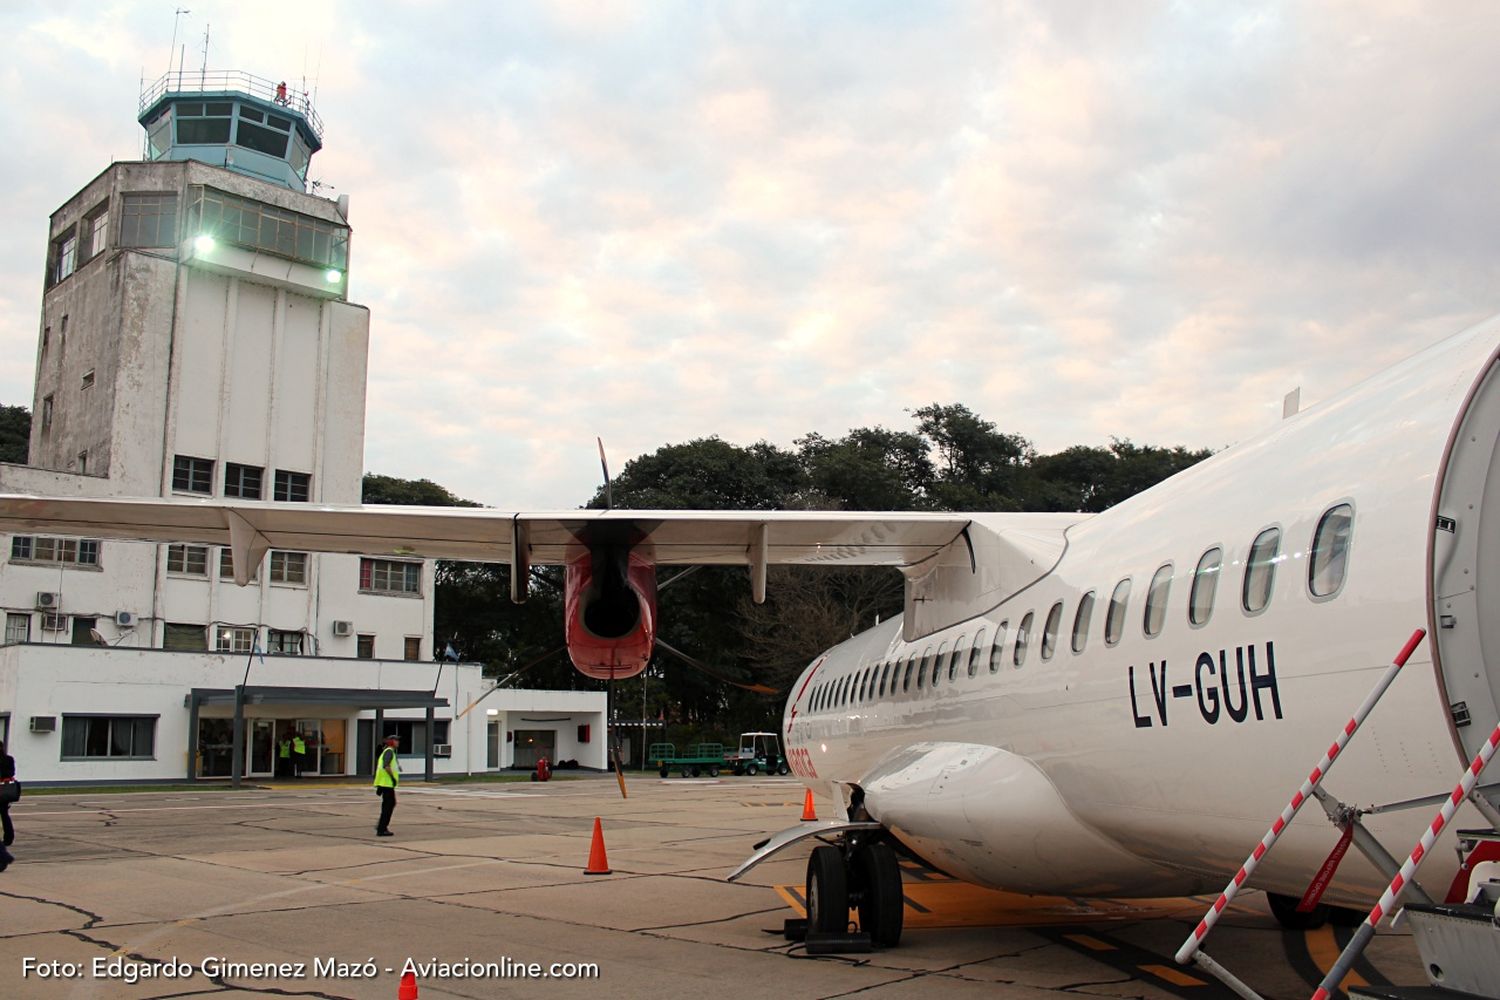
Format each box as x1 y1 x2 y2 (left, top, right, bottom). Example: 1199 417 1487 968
654 636 780 696
453 645 568 719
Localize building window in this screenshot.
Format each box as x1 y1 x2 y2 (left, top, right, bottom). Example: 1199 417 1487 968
267 629 303 654
214 625 255 653
269 550 307 585
81 369 95 390
380 720 450 756
404 637 421 661
41 395 53 432
10 536 100 567
119 192 178 248
163 622 207 651
1309 504 1354 599
5 613 30 645
83 202 110 260
61 715 157 759
224 462 263 499
273 469 311 502
219 548 259 583
360 558 421 596
77 450 88 474
186 185 349 271
356 634 375 659
235 105 291 158
172 455 214 494
70 616 98 646
166 543 209 576
51 227 78 285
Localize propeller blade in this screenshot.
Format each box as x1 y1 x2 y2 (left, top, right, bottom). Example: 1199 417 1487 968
654 637 779 696
597 437 613 510
454 644 568 718
656 565 704 593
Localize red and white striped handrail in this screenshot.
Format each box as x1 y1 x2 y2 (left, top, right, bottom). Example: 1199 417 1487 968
1310 719 1500 1000
1174 628 1427 966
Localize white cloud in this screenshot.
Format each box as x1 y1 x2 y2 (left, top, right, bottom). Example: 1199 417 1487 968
2 0 1497 507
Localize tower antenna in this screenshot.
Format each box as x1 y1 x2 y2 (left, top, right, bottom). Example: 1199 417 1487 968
167 8 190 79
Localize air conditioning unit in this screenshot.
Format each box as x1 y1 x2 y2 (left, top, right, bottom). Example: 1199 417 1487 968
29 716 56 733
331 620 353 637
115 610 137 628
41 613 67 631
432 743 452 758
35 591 59 609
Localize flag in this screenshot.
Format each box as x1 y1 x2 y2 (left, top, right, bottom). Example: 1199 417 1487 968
444 642 460 662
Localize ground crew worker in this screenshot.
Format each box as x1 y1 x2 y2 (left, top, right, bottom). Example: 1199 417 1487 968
277 734 292 779
373 734 400 836
292 731 307 777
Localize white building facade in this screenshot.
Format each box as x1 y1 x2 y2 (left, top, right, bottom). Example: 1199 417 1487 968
0 72 605 782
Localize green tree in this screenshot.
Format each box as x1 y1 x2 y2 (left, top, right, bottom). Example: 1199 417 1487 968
0 405 30 464
911 403 1035 510
362 473 480 507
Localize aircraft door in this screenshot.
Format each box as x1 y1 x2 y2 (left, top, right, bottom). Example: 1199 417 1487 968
1431 345 1500 805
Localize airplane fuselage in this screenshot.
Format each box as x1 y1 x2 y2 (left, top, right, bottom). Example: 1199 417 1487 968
783 318 1500 905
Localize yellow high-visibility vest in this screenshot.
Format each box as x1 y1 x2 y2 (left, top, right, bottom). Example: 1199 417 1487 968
373 746 400 788
278 740 290 759
292 737 306 754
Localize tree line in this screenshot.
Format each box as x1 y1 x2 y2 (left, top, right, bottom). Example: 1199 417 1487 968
365 404 1212 743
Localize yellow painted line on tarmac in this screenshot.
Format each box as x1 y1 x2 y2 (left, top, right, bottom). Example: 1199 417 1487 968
775 880 1261 929
1305 926 1369 990
1062 933 1117 951
1140 963 1208 987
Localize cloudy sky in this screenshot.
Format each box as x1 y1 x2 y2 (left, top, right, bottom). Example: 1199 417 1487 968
2 2 1497 508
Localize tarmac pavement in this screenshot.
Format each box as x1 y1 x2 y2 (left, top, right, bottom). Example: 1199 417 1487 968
0 775 1426 999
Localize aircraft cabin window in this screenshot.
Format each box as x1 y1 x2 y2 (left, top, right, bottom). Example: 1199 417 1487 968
1071 592 1096 653
1190 547 1223 626
918 647 933 689
1041 602 1064 660
990 622 1009 672
1144 563 1173 638
880 660 893 697
1014 612 1034 667
1243 527 1282 615
969 628 987 677
904 654 916 693
1105 579 1131 646
1309 503 1354 598
933 640 949 689
949 634 966 681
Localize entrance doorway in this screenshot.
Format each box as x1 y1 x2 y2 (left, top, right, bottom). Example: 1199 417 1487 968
512 729 555 769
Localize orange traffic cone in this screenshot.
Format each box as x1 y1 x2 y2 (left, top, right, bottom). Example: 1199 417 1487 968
801 788 818 821
584 816 613 875
398 970 418 998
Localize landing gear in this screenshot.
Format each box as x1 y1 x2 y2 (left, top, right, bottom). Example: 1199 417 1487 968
804 840 904 946
807 845 848 934
1267 891 1330 930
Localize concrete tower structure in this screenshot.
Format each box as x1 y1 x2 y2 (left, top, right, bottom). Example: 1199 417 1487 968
0 71 608 782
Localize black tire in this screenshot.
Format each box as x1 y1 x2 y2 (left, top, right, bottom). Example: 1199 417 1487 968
690 765 701 778
733 766 744 776
659 766 669 778
855 843 904 947
1267 892 1329 930
806 845 848 935
707 765 719 777
777 762 790 775
746 763 758 776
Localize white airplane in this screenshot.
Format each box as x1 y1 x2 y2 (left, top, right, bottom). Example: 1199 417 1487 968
2 317 1498 955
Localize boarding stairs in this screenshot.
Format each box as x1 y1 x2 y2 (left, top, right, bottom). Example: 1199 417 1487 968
1172 628 1500 1000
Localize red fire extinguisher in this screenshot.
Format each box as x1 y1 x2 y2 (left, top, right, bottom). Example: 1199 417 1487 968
533 755 552 782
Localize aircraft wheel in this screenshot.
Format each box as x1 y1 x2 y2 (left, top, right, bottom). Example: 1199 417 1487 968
854 842 904 947
707 765 720 777
1267 892 1329 930
806 845 849 935
746 763 758 776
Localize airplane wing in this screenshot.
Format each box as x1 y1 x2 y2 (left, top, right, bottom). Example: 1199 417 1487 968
0 494 1085 637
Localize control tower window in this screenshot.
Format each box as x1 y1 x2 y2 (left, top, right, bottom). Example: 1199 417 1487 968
175 101 232 145
188 186 348 270
235 104 290 158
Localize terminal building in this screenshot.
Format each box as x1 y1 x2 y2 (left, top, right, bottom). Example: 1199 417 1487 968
0 71 605 782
